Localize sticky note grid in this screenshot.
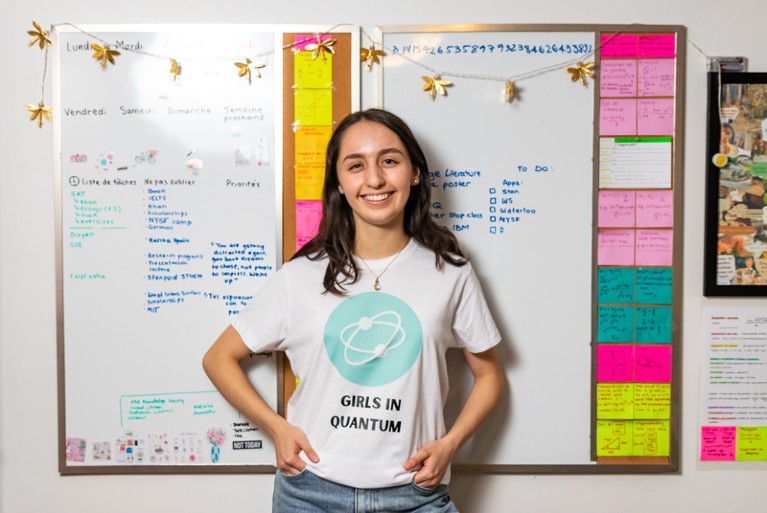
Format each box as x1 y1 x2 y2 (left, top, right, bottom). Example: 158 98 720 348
294 34 334 251
594 32 677 459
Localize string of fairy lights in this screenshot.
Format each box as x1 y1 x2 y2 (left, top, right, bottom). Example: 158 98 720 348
24 21 716 129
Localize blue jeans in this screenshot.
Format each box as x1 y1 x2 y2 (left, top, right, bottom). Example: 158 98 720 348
273 469 460 513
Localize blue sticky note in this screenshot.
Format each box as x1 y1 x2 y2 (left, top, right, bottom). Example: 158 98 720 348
636 268 672 305
598 268 635 304
598 306 634 343
635 306 672 343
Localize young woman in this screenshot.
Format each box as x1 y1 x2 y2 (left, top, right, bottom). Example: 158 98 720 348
203 108 504 512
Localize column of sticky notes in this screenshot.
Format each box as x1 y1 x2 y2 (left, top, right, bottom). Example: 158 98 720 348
294 35 335 250
595 33 677 458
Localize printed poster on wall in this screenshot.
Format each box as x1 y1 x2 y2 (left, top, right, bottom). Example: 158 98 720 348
55 25 282 470
700 308 767 461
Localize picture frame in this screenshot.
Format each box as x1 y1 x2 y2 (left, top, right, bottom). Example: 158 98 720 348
704 72 767 296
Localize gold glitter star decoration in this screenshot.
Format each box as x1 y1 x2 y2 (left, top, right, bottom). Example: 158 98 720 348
505 80 515 104
234 58 266 85
305 35 336 61
27 21 52 50
566 61 595 87
170 59 182 81
25 102 53 128
91 43 121 69
361 44 385 71
422 75 452 100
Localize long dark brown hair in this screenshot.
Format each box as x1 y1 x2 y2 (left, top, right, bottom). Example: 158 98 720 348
292 108 466 295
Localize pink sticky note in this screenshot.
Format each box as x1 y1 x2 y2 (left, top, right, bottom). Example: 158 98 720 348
600 33 638 58
295 200 323 250
636 229 673 266
600 60 637 97
600 99 637 136
638 98 674 135
294 33 333 52
700 426 737 461
598 191 636 228
638 59 676 97
634 344 671 382
597 344 634 382
598 229 635 266
636 191 674 227
638 34 676 58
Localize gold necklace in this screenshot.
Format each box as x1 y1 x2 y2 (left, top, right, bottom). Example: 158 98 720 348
357 241 408 291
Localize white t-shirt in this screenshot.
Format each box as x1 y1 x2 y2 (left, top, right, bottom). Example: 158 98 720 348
232 240 500 489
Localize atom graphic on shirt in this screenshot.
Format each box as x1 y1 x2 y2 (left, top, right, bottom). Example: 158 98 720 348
339 310 406 366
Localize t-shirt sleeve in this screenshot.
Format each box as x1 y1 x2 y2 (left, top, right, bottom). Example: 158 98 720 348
231 266 290 353
451 265 501 352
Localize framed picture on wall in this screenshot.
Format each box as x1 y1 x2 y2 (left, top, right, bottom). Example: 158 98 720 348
705 72 767 296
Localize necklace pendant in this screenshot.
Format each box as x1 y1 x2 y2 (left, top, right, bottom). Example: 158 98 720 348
373 278 381 291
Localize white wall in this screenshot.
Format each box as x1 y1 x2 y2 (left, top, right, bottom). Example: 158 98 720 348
2 1 766 512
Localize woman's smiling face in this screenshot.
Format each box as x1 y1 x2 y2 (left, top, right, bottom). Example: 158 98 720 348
336 120 419 234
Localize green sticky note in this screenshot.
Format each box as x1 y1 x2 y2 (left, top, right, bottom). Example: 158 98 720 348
294 88 333 126
632 420 670 456
636 267 673 304
598 306 634 342
634 383 671 419
736 427 767 460
635 306 672 343
596 420 633 456
598 267 635 304
294 51 333 89
597 383 634 419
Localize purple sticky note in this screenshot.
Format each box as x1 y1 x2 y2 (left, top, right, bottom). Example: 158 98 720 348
600 99 637 136
634 344 671 382
638 59 676 97
597 344 634 382
636 191 674 228
600 60 637 97
600 33 638 58
638 98 675 135
700 426 737 461
598 191 636 228
638 34 676 58
598 229 635 266
636 229 673 266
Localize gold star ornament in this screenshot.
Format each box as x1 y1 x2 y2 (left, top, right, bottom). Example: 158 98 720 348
305 36 336 61
235 58 266 85
170 59 182 81
361 44 385 71
422 75 452 100
25 102 53 128
566 61 595 87
27 21 52 50
91 43 121 69
505 80 515 104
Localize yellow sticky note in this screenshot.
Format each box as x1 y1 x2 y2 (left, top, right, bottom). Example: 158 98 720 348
632 420 670 456
296 125 331 165
295 125 331 200
596 383 634 419
634 383 671 419
736 426 767 461
596 420 633 456
294 51 333 89
296 163 325 200
295 89 333 127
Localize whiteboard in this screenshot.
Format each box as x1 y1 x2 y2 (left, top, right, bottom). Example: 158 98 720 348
377 26 597 466
53 24 337 472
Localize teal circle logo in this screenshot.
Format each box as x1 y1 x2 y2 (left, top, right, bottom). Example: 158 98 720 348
324 292 422 386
